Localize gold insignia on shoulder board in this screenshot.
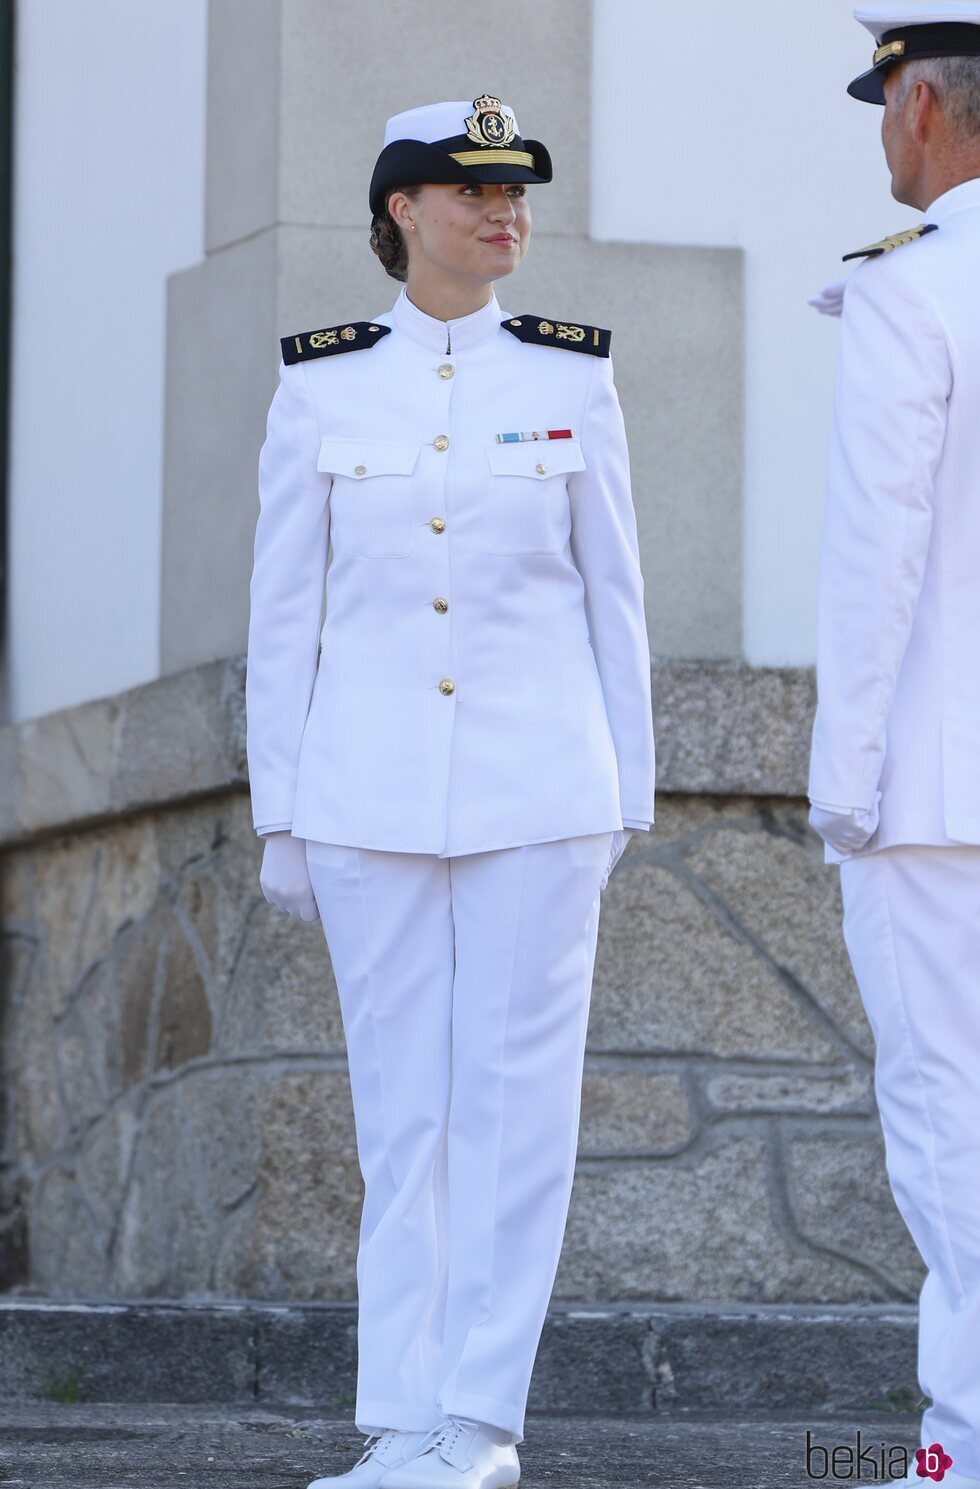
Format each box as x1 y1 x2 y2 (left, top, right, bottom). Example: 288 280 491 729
281 320 392 365
501 314 611 358
842 222 938 262
464 94 517 148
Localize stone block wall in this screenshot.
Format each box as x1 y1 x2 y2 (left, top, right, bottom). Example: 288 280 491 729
0 659 921 1304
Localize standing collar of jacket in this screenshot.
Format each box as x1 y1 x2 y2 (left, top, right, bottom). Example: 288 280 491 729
924 174 980 224
386 284 505 352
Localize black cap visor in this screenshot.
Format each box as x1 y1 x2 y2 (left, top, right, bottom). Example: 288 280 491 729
848 21 980 103
369 135 552 215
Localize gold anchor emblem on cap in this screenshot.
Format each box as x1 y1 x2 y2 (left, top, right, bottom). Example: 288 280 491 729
464 94 517 148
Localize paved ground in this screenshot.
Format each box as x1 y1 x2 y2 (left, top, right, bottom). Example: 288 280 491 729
0 1403 922 1489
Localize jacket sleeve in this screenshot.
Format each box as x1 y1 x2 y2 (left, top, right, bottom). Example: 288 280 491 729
568 353 656 826
807 263 951 811
246 359 330 834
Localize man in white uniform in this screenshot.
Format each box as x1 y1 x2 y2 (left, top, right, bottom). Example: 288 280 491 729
808 7 980 1485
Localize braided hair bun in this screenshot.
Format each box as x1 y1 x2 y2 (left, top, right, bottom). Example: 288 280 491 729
369 185 422 281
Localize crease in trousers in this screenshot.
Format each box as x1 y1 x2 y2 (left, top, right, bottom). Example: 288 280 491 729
840 844 980 1480
306 829 615 1446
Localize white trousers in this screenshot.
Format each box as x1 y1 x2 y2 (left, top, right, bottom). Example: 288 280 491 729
840 845 980 1480
305 830 614 1445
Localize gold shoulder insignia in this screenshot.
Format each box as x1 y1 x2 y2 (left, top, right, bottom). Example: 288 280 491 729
281 321 392 365
842 223 938 262
501 315 611 357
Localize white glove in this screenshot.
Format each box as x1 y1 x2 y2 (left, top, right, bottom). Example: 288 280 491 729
808 278 849 318
808 794 880 856
259 831 321 923
599 828 635 891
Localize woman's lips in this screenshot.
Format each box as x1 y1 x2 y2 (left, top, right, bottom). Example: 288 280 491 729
483 234 517 246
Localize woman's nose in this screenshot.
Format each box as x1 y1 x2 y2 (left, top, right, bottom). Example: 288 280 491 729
488 194 517 223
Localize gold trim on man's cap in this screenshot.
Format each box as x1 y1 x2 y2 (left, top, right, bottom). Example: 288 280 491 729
873 38 907 65
448 148 535 168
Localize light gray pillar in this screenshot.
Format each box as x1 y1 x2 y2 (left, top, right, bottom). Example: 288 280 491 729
161 0 743 673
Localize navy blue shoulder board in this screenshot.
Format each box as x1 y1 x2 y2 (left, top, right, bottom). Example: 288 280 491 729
282 321 391 364
502 315 611 357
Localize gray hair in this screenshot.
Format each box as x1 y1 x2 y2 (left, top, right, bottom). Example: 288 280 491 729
892 55 980 138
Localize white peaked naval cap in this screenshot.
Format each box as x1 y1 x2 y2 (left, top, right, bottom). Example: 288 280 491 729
382 99 521 148
848 2 980 101
855 2 980 39
368 94 553 215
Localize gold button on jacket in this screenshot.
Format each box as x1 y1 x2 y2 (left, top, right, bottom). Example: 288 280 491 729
439 678 455 695
433 434 450 451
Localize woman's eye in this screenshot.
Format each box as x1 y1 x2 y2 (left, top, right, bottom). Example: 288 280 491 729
507 186 526 197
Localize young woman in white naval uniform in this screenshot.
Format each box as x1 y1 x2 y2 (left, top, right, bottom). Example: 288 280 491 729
245 95 656 1489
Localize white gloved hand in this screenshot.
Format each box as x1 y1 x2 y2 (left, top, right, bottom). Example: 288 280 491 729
808 795 880 855
808 278 849 318
259 831 321 923
599 828 635 892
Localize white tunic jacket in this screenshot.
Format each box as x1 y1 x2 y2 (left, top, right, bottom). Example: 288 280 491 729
246 286 656 857
808 178 980 861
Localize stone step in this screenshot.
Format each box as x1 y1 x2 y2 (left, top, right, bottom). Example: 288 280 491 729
0 1298 922 1416
0 1403 926 1489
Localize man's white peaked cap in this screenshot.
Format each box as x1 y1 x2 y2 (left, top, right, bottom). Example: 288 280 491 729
855 2 980 41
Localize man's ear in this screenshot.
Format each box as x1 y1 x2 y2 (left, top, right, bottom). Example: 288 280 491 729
910 79 938 146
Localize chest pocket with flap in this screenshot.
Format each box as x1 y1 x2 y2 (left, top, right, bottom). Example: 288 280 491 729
480 436 586 556
317 437 421 558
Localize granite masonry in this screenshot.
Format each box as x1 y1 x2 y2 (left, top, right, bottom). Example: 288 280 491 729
0 659 921 1306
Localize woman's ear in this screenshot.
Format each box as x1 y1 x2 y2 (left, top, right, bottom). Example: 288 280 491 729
387 190 417 234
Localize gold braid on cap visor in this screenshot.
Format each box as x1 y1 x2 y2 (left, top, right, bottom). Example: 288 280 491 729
448 148 536 168
873 38 907 64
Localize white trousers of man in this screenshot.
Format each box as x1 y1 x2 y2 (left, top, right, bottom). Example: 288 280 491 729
305 829 614 1447
840 845 980 1483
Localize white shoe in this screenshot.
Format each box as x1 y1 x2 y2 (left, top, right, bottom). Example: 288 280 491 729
377 1416 520 1488
307 1428 435 1487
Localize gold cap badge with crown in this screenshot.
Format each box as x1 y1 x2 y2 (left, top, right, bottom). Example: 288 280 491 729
464 95 517 148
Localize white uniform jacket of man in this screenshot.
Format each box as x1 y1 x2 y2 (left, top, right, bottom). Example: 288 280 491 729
808 178 980 863
246 286 656 856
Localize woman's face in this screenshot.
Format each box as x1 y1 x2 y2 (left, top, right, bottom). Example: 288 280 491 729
390 180 532 285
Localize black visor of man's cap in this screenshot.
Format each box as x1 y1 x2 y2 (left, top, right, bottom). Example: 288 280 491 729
369 136 553 215
847 20 980 102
